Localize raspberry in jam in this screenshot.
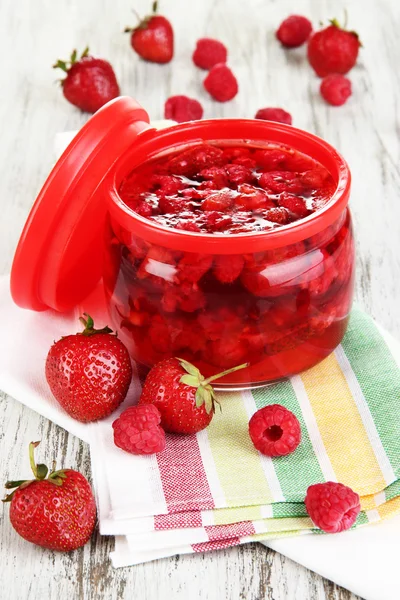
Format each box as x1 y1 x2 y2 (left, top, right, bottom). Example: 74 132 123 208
119 143 336 234
104 140 354 387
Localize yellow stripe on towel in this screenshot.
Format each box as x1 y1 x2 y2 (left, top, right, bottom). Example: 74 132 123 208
301 353 386 495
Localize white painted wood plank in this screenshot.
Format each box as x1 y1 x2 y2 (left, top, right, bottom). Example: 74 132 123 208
2 0 399 597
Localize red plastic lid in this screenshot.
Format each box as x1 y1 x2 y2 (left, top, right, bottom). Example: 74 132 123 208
11 97 151 312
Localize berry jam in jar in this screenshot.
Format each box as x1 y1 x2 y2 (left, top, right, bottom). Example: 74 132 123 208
104 119 354 388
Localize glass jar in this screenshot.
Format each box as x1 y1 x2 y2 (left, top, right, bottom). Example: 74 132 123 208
102 118 353 388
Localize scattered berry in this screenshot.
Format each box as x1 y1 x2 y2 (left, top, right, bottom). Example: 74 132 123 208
305 482 361 533
45 314 132 422
307 19 361 77
203 63 238 102
248 404 301 456
164 95 204 122
113 404 166 454
255 107 292 125
192 38 228 70
125 1 174 64
3 442 96 551
320 74 352 106
53 47 120 113
139 357 248 434
276 15 313 48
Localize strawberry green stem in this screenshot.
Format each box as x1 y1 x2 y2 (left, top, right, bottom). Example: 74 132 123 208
79 313 113 336
3 442 67 503
29 441 40 478
202 362 249 386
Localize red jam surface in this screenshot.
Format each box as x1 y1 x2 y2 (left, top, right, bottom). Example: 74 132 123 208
119 143 336 234
105 142 354 387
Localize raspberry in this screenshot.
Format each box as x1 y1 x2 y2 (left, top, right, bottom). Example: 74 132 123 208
162 281 206 313
225 164 254 185
158 196 190 214
307 22 360 77
278 192 310 218
205 211 233 231
213 254 244 283
232 156 257 169
253 149 288 171
167 144 226 177
135 201 153 218
305 482 361 533
176 221 201 232
264 207 291 224
255 108 292 125
259 171 303 195
198 307 243 341
236 184 275 211
320 74 352 106
248 405 301 457
203 63 238 102
192 38 228 70
151 174 183 196
207 338 249 368
201 189 235 212
177 253 213 283
164 95 204 123
306 249 338 297
112 404 166 455
300 168 329 190
276 15 312 48
199 167 229 188
169 316 206 353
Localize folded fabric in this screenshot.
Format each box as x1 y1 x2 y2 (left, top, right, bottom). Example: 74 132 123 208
91 305 400 527
111 490 400 566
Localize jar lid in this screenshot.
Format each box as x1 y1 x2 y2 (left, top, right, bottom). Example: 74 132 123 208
10 97 150 312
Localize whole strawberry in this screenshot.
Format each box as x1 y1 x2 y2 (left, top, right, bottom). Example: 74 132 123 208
139 358 248 434
307 19 361 77
125 2 174 64
46 314 132 422
3 442 96 551
53 47 120 113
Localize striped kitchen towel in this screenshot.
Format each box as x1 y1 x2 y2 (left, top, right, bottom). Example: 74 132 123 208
110 494 400 567
92 305 400 557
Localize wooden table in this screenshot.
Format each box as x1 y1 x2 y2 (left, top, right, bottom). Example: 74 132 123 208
1 0 398 597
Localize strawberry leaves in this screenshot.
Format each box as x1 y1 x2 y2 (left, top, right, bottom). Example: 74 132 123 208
177 358 249 415
2 442 68 502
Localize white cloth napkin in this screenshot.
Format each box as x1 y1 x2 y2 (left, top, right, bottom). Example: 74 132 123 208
0 126 398 599
2 272 400 600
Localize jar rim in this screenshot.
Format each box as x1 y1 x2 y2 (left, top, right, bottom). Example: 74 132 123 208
107 119 351 254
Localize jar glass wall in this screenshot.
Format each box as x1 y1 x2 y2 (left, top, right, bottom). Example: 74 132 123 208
102 120 353 388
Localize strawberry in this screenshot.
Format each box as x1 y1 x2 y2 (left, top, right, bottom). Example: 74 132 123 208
53 48 120 113
45 314 132 422
139 358 248 434
125 2 174 64
307 19 361 77
3 442 96 551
